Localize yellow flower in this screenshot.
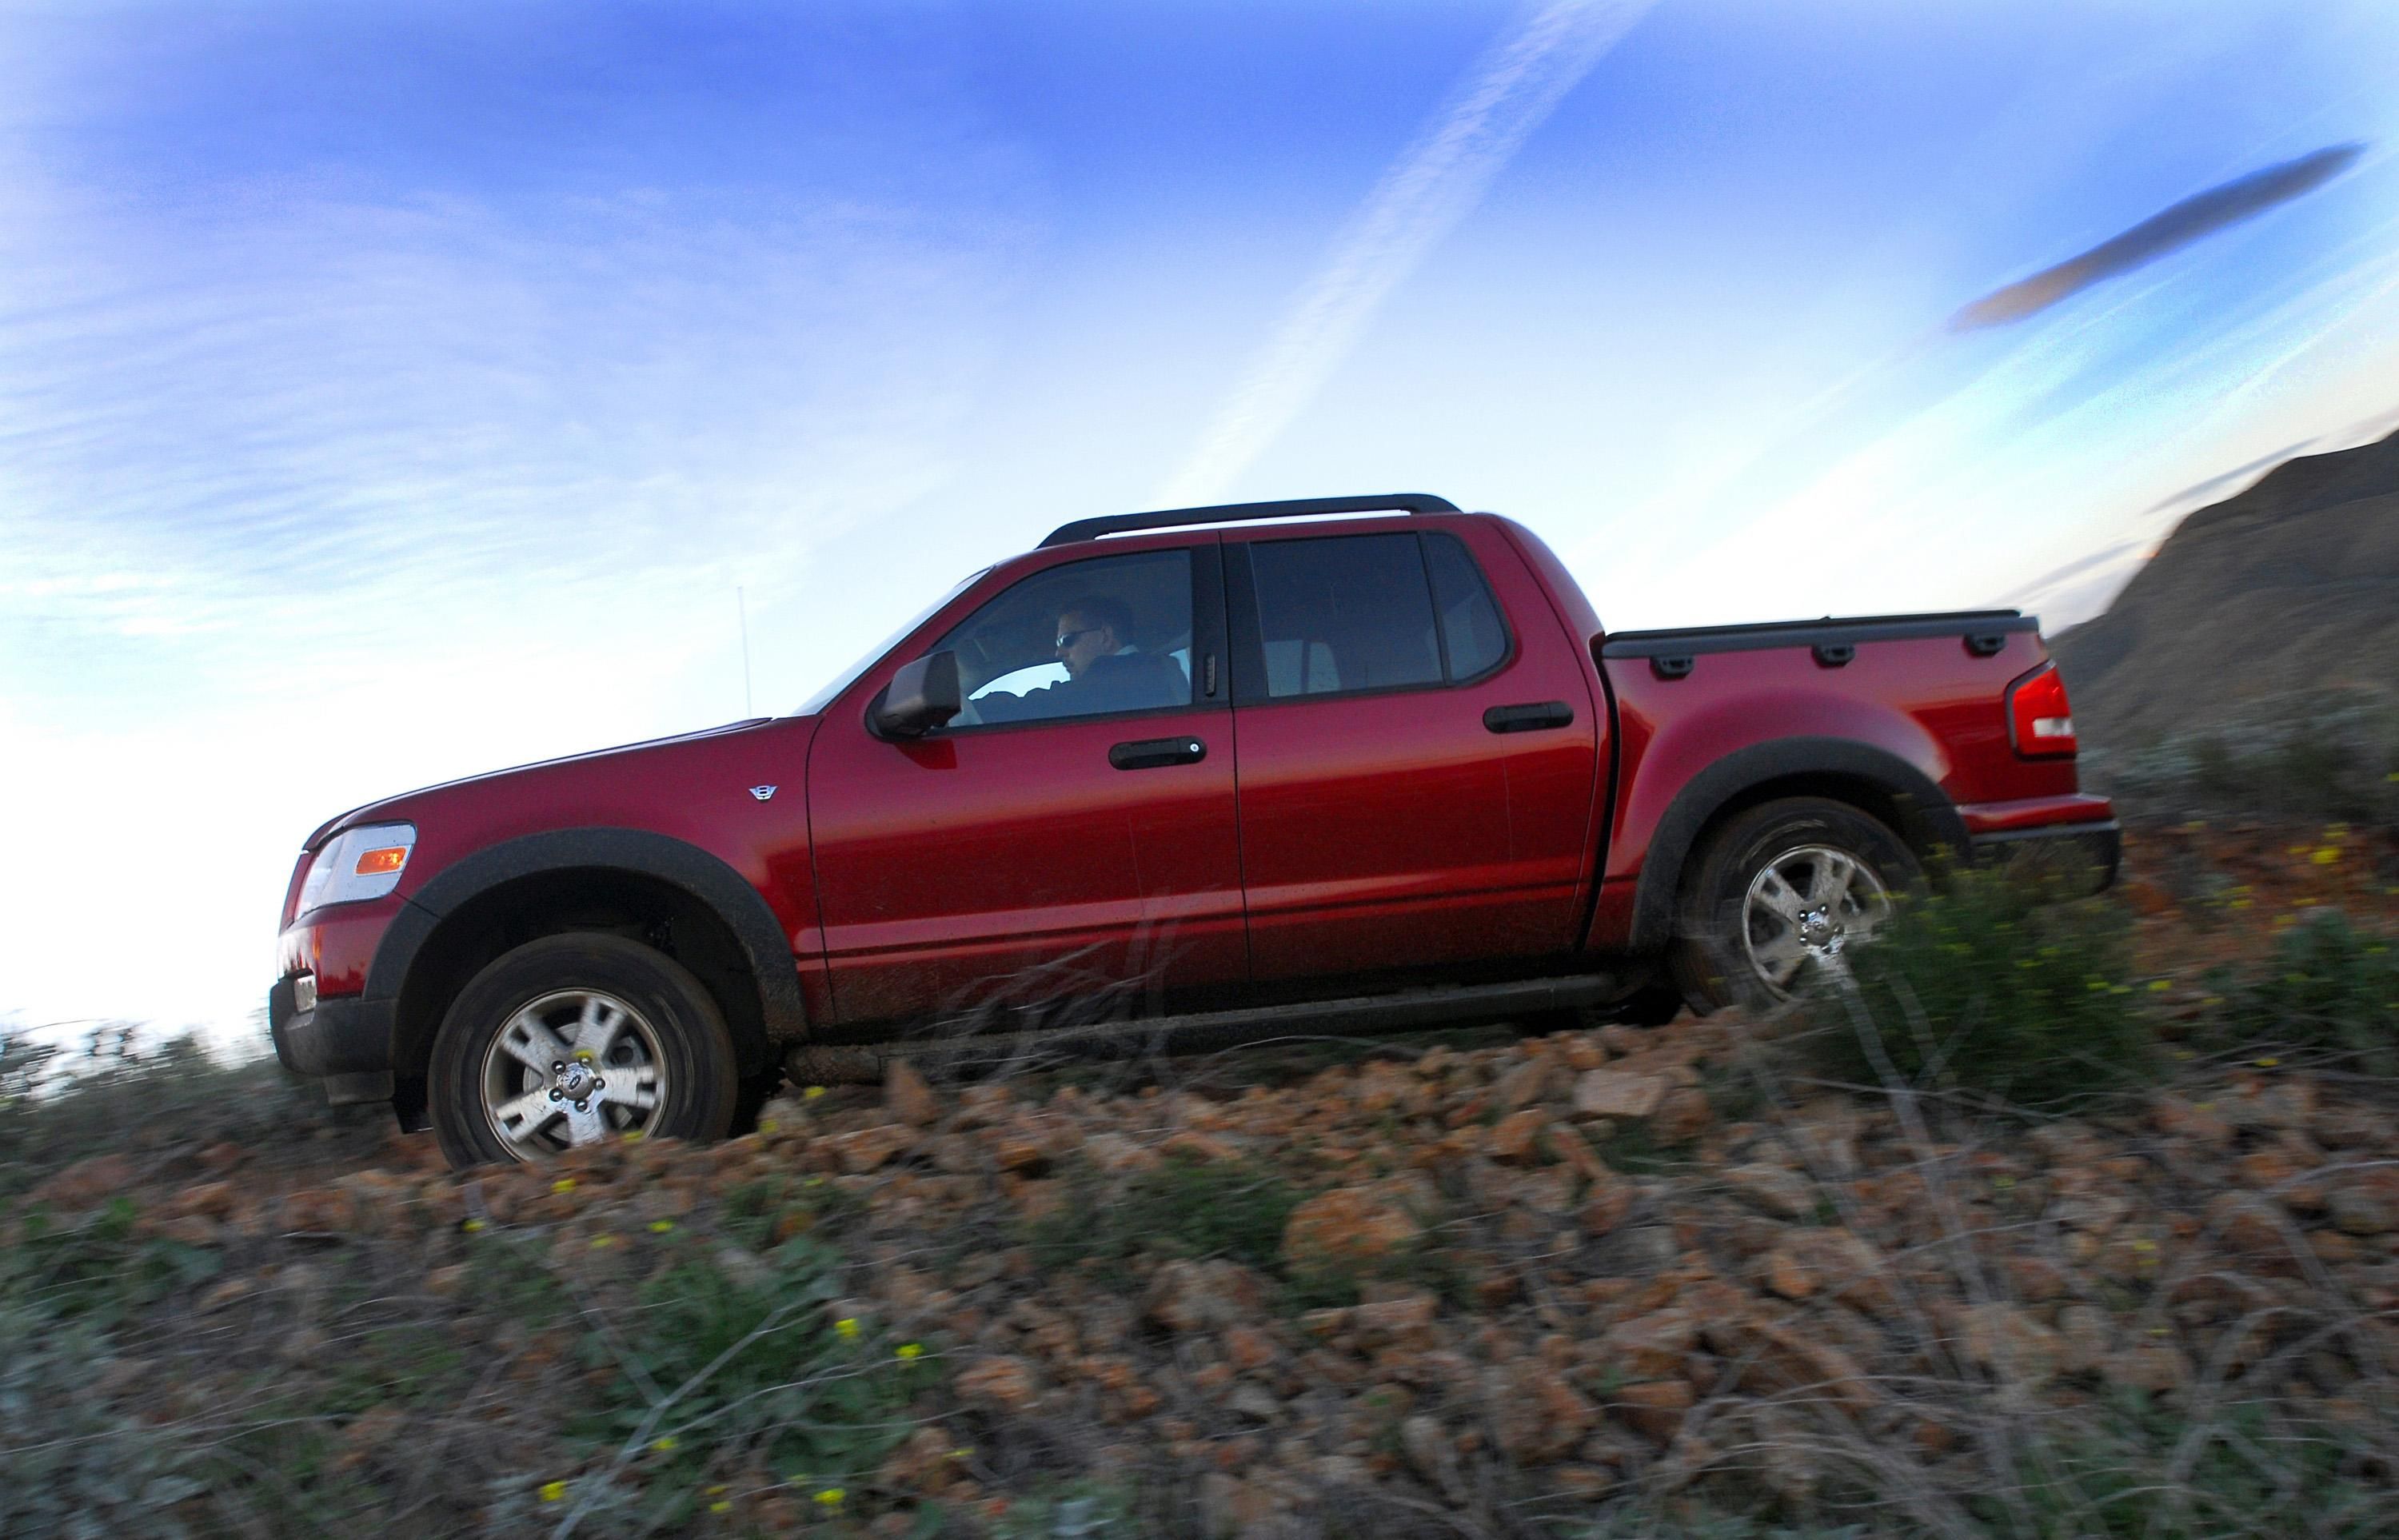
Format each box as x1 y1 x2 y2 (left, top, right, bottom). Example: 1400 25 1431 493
590 1235 615 1249
2255 1057 2280 1068
896 1342 923 1360
540 1481 567 1502
835 1316 861 1340
2313 847 2341 866
758 1118 778 1134
552 1177 576 1194
803 1085 827 1100
649 1219 675 1233
709 1500 731 1514
2147 979 2171 992
622 1130 643 1143
653 1436 678 1453
2131 1238 2156 1252
815 1488 845 1508
462 1219 486 1233
946 1447 973 1461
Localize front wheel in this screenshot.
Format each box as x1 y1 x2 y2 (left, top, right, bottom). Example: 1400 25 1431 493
429 934 739 1168
1670 797 1921 1013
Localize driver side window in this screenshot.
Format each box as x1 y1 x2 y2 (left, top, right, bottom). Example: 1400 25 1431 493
935 549 1194 728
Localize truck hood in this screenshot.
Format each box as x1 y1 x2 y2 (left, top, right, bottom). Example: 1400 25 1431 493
301 717 792 851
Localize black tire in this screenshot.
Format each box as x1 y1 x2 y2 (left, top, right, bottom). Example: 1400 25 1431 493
1668 796 1922 1013
429 933 740 1168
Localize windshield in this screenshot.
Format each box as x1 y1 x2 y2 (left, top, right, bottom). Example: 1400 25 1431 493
788 569 988 716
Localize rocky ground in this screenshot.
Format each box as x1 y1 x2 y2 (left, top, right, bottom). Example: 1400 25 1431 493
6 823 2397 1538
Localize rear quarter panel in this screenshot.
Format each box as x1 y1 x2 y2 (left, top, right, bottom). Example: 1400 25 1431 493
1590 628 2080 947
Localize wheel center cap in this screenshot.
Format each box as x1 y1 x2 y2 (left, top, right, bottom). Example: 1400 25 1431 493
557 1063 595 1098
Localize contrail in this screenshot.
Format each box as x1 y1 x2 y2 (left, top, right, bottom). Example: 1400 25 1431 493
1157 0 1659 506
1950 143 2365 331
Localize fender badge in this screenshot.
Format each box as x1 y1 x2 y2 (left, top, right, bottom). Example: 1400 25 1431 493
748 785 778 802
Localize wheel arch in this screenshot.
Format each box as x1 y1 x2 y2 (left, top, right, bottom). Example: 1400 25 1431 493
368 828 805 1091
1626 737 1968 954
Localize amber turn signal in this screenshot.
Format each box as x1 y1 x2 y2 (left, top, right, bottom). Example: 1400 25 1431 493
354 846 409 876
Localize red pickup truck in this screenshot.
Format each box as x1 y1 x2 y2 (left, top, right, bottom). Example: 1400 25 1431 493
269 495 2117 1167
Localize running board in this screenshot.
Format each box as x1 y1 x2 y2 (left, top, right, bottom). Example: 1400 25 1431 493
783 971 1635 1083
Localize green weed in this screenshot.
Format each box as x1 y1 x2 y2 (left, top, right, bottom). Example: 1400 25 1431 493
2199 908 2399 1075
1027 1150 1299 1280
1802 864 2151 1108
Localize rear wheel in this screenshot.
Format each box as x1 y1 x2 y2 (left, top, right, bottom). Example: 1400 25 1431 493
1670 796 1919 1012
429 934 739 1167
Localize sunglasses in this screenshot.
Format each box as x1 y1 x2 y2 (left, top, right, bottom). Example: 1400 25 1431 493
1054 626 1104 652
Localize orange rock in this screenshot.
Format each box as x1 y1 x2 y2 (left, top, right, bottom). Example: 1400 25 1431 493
1488 1108 1549 1164
1223 1323 1282 1373
1602 1307 1699 1380
1283 1179 1431 1271
1651 1087 1714 1145
29 1153 139 1211
1495 1055 1559 1111
169 1181 238 1221
1351 1290 1439 1349
281 1187 358 1234
2238 1147 2326 1210
1610 1378 1694 1443
954 1354 1040 1412
1144 1259 1269 1333
1483 1362 1595 1464
1572 1069 1666 1120
884 1060 940 1128
830 1123 916 1173
1761 1247 1817 1300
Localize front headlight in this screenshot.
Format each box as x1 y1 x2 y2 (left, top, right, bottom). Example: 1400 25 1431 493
295 823 417 912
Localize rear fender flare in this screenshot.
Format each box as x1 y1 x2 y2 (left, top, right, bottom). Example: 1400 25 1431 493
365 828 805 1073
1626 737 1967 953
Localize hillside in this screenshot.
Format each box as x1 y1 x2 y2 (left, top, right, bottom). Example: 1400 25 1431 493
2050 428 2399 748
6 828 2398 1538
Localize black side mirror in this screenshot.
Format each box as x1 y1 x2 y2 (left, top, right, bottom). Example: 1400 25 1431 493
874 650 962 738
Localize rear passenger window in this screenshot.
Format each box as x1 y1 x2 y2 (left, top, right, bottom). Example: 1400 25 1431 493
1425 533 1509 680
1246 533 1443 698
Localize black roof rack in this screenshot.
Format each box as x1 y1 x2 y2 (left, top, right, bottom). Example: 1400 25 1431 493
1038 493 1461 549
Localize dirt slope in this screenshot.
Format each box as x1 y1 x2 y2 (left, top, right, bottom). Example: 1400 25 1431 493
9 829 2399 1538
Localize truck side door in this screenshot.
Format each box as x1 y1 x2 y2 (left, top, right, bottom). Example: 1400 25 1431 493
1225 521 1600 981
806 540 1245 1025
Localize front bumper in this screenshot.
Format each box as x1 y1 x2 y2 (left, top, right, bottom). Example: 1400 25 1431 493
267 976 396 1103
1969 818 2121 896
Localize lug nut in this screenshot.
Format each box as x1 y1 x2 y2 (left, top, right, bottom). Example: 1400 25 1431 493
574 1100 589 1112
591 1079 605 1091
549 1088 562 1101
552 1062 565 1074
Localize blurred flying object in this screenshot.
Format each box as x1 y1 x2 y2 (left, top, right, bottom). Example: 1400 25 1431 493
1950 143 2366 331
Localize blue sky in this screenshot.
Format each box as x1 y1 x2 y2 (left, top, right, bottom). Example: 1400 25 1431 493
6 0 2398 1039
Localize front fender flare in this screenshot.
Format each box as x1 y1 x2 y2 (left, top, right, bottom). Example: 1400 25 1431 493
1625 736 1968 954
364 827 807 1067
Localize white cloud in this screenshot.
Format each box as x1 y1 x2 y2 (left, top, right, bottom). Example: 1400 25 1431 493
1157 0 1659 507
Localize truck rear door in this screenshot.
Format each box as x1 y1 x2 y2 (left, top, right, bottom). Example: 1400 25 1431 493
1223 520 1601 981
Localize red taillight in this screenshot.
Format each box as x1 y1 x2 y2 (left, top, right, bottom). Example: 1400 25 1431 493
2007 663 2077 757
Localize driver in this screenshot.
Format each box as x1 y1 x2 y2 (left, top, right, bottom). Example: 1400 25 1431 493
1024 594 1186 715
